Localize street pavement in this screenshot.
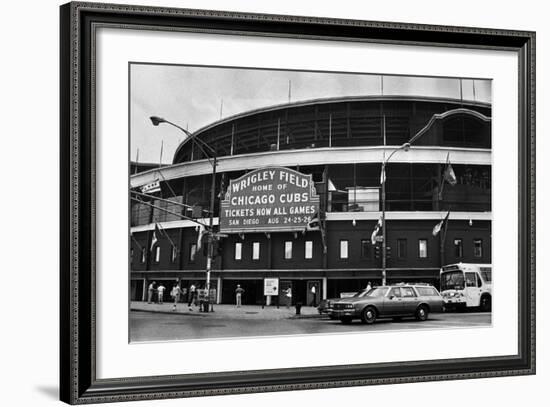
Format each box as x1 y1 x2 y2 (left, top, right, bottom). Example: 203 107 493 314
129 301 491 342
131 301 320 320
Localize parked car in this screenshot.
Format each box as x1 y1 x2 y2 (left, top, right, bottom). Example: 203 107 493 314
318 290 367 318
329 284 444 324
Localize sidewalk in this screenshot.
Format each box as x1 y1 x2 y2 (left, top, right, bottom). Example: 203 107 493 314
130 301 323 320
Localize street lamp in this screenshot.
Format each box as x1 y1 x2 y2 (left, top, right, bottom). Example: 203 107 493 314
150 116 218 312
379 107 489 284
380 142 409 285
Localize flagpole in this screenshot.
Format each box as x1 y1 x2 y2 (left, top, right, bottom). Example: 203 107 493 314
159 140 163 167
155 169 179 200
381 161 387 286
440 210 451 267
438 153 448 201
135 148 139 175
381 141 387 285
156 222 178 252
130 233 143 251
130 196 209 228
132 189 197 214
322 166 329 258
288 80 291 103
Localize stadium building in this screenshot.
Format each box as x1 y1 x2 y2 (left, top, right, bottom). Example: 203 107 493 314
130 95 492 306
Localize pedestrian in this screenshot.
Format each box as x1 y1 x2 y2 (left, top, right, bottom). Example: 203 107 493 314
366 281 372 292
157 283 166 304
171 283 182 311
285 286 292 309
188 282 197 310
147 281 156 304
310 284 317 307
235 284 245 307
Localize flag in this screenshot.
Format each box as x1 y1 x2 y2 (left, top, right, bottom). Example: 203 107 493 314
150 224 160 251
218 173 226 199
304 212 321 233
326 178 346 193
432 210 451 236
379 165 386 185
156 223 177 251
371 216 383 245
321 226 327 254
196 224 208 251
302 212 327 253
443 153 457 186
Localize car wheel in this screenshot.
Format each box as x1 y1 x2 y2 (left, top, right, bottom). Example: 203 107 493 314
360 307 377 324
480 295 492 312
415 305 429 321
340 316 352 324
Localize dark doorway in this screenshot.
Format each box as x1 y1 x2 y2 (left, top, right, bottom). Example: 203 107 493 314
307 280 321 307
278 280 308 306
293 280 307 305
130 279 144 301
222 280 263 305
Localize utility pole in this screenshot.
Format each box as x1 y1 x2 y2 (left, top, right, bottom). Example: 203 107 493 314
381 160 387 286
149 116 218 312
205 155 217 311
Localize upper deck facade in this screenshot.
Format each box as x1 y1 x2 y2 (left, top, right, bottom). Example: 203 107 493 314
172 96 491 164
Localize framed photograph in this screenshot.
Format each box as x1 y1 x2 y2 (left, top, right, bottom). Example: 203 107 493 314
60 1 535 404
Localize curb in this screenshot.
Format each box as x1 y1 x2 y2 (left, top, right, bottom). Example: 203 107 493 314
289 314 324 319
131 308 323 319
131 308 208 317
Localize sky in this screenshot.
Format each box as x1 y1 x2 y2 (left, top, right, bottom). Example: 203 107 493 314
130 64 491 164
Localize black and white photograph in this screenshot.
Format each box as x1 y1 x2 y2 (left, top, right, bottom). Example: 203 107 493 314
47 0 538 405
1 0 545 405
129 65 493 342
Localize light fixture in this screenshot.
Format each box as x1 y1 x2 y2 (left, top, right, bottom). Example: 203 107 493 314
150 116 166 126
469 219 473 226
352 219 356 227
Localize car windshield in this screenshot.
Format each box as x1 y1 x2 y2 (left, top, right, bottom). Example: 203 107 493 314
416 286 439 296
441 271 465 290
364 287 388 297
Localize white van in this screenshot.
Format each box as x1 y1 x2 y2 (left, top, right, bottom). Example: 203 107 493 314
440 263 492 311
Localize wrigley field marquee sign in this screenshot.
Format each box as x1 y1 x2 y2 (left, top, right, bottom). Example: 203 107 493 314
220 167 320 233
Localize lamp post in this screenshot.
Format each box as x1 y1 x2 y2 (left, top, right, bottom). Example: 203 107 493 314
380 142 410 286
150 116 218 311
378 108 484 284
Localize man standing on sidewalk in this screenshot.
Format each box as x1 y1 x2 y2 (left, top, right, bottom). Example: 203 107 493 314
310 284 317 307
235 284 245 307
284 286 292 309
188 282 197 310
157 283 166 304
171 283 182 311
147 281 156 304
